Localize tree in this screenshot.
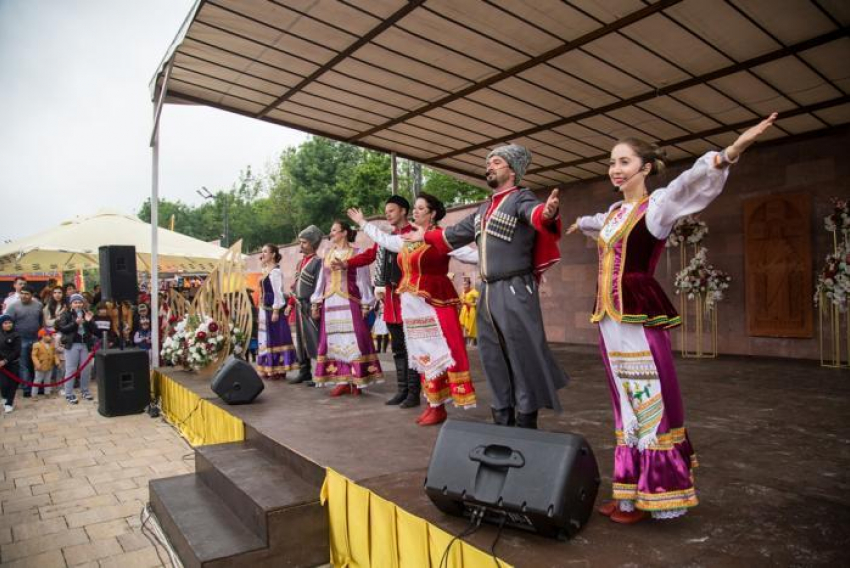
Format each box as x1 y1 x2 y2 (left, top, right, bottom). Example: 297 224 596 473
421 169 489 207
137 136 492 253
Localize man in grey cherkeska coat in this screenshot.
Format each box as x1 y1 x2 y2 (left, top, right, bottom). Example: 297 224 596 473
411 144 568 429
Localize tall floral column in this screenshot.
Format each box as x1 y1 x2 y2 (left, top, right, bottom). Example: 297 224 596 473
815 198 849 368
669 216 730 358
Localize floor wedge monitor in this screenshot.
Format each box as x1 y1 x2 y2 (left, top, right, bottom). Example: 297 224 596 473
425 419 600 540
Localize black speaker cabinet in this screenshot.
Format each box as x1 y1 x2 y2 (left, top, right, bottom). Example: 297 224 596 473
98 245 138 302
211 356 264 404
96 348 151 417
425 419 600 540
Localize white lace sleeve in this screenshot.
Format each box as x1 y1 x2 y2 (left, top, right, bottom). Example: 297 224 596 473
577 203 618 239
646 151 729 239
362 222 403 252
309 261 325 304
449 245 479 265
355 260 375 306
269 268 285 309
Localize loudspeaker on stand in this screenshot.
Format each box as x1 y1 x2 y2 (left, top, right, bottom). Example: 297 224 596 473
99 245 138 302
96 348 151 417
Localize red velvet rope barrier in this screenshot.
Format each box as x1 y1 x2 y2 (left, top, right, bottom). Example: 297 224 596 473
0 342 101 388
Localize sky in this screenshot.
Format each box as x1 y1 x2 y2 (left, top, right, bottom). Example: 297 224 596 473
0 0 309 242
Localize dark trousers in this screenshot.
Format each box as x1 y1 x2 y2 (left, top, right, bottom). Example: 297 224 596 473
20 339 35 396
1 361 20 406
387 322 407 362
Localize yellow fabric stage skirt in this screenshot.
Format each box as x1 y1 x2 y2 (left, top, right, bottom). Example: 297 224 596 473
154 370 510 566
321 469 512 568
152 370 244 446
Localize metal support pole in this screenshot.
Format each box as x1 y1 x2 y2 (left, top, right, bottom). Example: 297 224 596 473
223 195 229 248
150 109 160 365
391 152 398 195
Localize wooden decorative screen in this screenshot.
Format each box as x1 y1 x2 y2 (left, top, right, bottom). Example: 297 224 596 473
743 193 813 338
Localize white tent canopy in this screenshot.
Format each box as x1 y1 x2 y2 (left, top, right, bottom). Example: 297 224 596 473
0 209 229 275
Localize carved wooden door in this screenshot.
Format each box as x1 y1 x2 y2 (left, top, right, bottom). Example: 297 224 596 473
743 193 812 338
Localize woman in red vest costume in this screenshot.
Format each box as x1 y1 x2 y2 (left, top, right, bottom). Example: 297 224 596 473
344 193 478 426
567 113 777 524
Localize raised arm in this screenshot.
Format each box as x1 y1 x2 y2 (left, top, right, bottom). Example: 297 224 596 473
361 222 403 253
648 113 777 238
347 207 403 253
568 204 619 239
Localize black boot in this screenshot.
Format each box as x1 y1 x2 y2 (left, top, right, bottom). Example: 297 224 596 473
491 406 516 426
516 411 538 429
288 362 312 384
386 356 409 405
399 368 421 408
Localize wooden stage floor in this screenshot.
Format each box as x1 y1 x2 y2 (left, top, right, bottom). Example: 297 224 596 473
164 344 849 567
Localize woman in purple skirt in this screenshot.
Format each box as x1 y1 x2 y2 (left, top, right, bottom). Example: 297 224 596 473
310 220 382 396
567 113 777 524
257 243 298 379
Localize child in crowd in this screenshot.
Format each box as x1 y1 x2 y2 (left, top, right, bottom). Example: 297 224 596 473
372 299 389 353
93 303 118 348
0 315 21 413
134 318 153 365
32 328 57 398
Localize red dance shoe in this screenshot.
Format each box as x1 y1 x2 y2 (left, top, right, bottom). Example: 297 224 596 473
610 509 647 525
416 406 432 424
419 405 447 426
351 386 361 396
329 383 352 397
597 501 618 517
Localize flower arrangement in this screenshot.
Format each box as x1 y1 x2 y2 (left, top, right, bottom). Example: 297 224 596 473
824 197 850 236
814 248 850 312
161 314 227 370
230 324 246 356
673 247 732 310
667 215 708 247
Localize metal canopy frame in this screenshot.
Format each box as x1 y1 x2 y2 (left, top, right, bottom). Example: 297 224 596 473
152 0 850 189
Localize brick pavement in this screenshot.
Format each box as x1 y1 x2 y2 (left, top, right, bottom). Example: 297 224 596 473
0 387 194 567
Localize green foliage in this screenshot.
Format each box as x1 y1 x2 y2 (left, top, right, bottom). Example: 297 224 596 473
422 170 489 206
137 136 489 253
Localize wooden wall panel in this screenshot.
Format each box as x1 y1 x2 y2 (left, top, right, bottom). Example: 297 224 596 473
743 193 813 338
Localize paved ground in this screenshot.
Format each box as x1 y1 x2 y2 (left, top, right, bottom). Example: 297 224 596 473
0 388 194 567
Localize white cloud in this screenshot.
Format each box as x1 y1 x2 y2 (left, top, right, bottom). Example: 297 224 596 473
0 0 307 242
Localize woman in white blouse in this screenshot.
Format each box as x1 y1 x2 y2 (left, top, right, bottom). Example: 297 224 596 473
256 243 298 379
310 221 383 395
567 113 777 524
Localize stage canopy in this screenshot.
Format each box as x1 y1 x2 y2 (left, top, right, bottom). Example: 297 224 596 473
0 210 229 274
151 0 849 190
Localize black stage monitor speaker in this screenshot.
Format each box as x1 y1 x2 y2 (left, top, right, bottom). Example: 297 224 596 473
96 348 151 417
99 245 138 302
211 356 264 404
425 419 600 540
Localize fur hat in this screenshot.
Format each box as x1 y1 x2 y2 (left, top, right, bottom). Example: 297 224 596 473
486 144 533 183
298 225 323 249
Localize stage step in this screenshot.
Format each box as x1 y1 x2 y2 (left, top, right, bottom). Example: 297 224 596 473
195 443 321 539
151 441 329 567
150 474 266 568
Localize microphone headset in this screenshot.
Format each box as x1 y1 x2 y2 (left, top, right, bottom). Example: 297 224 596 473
612 162 652 192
